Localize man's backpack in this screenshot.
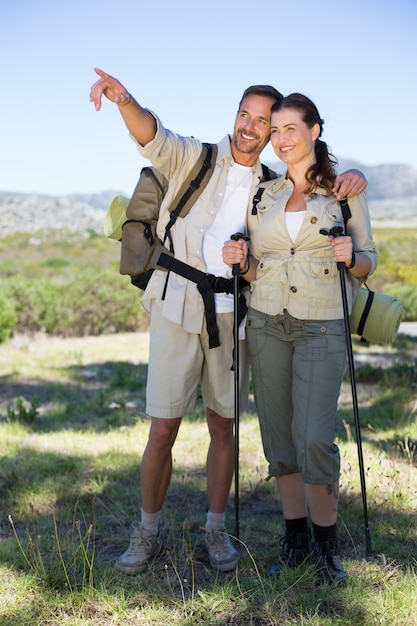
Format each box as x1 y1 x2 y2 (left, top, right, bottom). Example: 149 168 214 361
104 147 277 347
104 143 217 290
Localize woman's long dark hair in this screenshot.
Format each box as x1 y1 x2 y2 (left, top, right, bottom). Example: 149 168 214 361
271 93 337 195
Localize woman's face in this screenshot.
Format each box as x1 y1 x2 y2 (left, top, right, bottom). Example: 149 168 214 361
270 107 320 168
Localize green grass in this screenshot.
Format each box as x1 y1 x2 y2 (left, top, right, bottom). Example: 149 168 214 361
0 225 416 623
1 331 417 625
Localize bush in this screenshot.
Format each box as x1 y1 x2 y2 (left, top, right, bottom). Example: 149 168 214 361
0 270 148 337
388 284 417 321
0 293 18 342
1 276 59 333
51 269 146 336
1 226 415 340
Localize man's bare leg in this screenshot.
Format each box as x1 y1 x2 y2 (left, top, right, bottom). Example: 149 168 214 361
141 416 182 513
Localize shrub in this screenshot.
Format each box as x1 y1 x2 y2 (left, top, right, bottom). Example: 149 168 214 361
388 284 417 321
1 276 59 333
0 292 18 342
0 270 148 337
41 257 70 269
51 269 146 336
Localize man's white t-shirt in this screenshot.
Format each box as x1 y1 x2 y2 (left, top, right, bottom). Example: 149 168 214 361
202 162 253 313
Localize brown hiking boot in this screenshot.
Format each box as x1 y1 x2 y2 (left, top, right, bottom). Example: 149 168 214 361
313 539 348 585
269 529 312 576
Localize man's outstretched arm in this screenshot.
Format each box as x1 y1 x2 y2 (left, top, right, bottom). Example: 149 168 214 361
90 67 157 146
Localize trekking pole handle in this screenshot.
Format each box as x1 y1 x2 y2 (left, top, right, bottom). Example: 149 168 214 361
319 226 345 270
230 232 250 277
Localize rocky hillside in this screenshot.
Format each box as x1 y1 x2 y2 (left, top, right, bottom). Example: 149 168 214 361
337 160 417 200
270 159 417 201
0 191 116 236
1 161 417 236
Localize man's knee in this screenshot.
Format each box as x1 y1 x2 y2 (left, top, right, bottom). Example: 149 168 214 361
148 417 181 449
206 408 234 442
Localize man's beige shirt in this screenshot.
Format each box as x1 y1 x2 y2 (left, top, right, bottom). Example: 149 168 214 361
134 112 268 333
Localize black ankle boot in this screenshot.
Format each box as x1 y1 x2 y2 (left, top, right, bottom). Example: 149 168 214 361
313 539 348 585
269 529 312 576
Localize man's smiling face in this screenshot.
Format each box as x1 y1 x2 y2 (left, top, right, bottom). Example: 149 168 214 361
231 94 276 166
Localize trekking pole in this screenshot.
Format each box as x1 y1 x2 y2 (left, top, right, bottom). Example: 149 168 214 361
230 232 247 540
320 226 372 557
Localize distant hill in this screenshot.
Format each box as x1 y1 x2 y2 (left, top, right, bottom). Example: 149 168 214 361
0 191 116 236
1 161 417 236
263 159 417 227
266 159 417 201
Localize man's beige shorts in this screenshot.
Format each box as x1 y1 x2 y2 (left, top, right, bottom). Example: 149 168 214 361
146 300 249 419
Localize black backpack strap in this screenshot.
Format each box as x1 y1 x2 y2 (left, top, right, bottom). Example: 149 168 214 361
251 164 278 215
252 187 265 215
338 197 352 233
156 251 248 349
260 163 278 182
356 285 374 338
164 142 217 248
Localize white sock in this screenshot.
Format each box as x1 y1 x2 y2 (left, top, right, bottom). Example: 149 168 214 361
205 510 226 531
141 508 161 536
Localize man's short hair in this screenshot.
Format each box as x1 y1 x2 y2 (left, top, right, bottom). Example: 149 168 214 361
238 85 284 111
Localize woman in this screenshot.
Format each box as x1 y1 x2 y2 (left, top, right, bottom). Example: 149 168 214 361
223 93 377 584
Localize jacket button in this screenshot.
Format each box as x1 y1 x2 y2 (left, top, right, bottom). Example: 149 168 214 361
290 286 297 293
324 268 329 274
310 216 318 224
290 247 295 255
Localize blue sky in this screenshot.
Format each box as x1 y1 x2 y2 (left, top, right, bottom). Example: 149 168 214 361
1 0 416 196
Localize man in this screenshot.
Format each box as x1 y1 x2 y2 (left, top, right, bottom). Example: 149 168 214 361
90 68 366 574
